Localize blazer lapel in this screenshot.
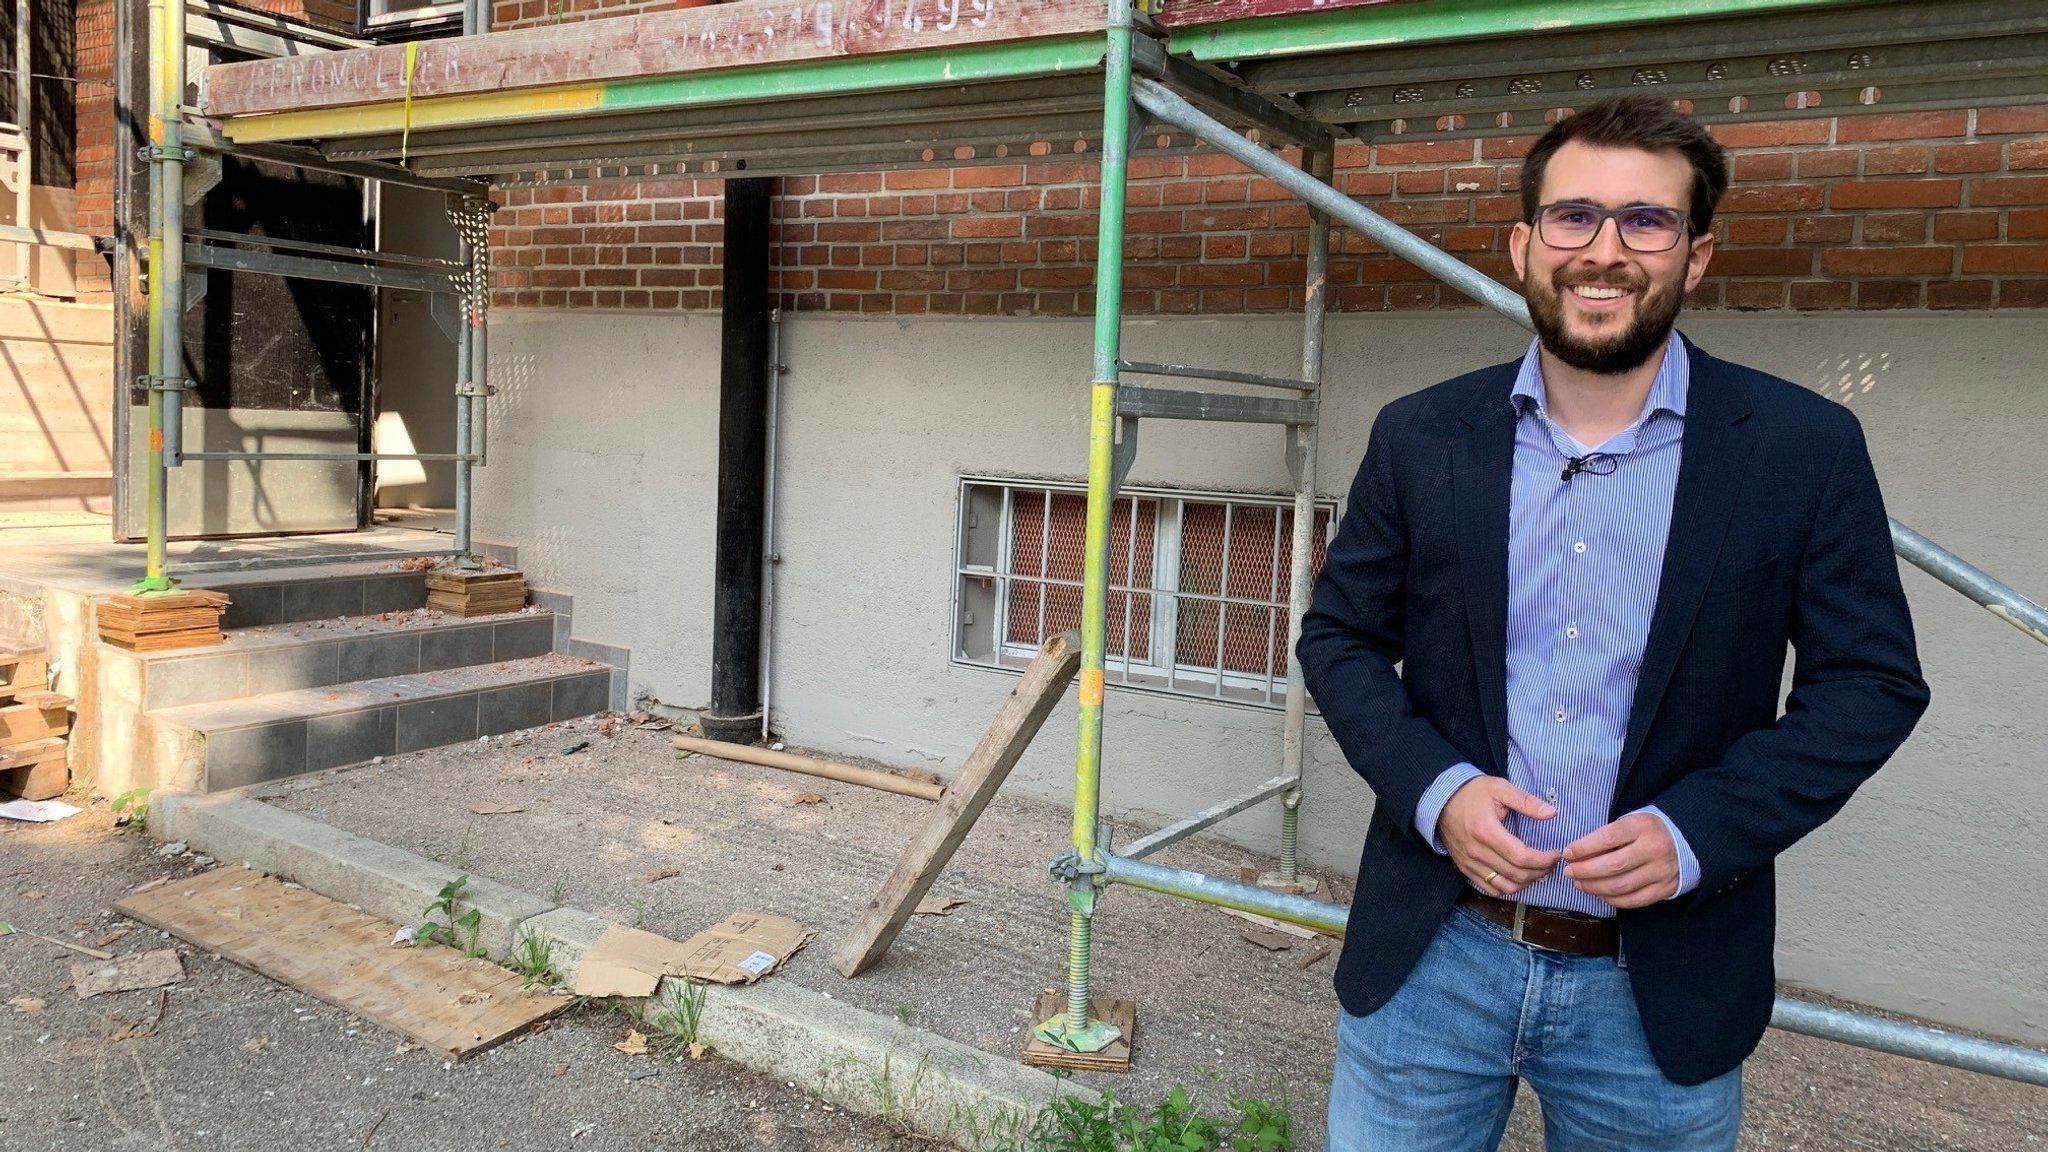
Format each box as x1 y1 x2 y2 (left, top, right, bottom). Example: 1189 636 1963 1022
1451 370 1518 776
1616 339 1757 793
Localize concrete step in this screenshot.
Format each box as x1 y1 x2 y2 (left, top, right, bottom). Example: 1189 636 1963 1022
211 570 435 630
138 609 556 710
152 653 611 792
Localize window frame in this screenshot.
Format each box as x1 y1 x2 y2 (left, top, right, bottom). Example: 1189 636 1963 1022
951 475 1339 712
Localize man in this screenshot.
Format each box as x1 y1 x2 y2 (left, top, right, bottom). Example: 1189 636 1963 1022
1299 95 1929 1151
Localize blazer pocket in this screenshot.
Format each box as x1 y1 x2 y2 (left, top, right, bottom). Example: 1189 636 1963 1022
1705 554 1779 600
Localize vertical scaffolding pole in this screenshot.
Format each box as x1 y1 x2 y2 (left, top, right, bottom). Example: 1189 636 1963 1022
13 0 30 288
137 0 187 593
448 196 492 564
1035 0 1136 1055
1274 148 1330 889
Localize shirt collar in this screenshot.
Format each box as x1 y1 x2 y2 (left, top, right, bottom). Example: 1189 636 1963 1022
1511 331 1690 423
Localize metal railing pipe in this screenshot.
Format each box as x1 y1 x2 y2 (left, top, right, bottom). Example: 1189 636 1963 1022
1769 998 2048 1088
1100 852 1350 936
1890 520 2048 646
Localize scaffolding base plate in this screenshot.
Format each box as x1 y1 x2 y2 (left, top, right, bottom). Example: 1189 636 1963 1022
1255 871 1320 897
1022 989 1135 1072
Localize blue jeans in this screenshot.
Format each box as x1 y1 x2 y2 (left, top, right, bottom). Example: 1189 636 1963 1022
1326 906 1741 1151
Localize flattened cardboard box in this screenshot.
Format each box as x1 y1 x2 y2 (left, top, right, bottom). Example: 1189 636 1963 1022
573 913 813 998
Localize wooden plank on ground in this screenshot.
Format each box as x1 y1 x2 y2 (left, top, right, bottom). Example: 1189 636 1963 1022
114 867 567 1062
0 693 69 745
832 630 1079 978
1021 989 1135 1073
202 0 1110 117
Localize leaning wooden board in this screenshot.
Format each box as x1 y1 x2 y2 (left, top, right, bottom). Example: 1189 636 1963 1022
115 867 567 1061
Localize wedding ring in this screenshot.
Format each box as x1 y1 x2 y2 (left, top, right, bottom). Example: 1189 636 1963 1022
1483 870 1499 886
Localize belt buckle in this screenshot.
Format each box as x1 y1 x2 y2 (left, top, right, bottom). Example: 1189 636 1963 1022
1511 901 1529 945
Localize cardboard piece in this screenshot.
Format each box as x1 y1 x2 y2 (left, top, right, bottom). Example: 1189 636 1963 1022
675 913 813 984
573 925 698 998
572 914 813 997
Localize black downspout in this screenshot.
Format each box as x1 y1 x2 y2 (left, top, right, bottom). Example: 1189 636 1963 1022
702 177 774 744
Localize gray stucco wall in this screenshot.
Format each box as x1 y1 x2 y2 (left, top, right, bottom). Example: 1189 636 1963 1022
478 309 2047 1046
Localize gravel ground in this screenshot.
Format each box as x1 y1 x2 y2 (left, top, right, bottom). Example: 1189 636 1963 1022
242 718 2048 1151
0 803 938 1152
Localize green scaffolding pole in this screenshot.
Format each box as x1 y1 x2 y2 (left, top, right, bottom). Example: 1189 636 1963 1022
136 0 187 595
1032 0 1136 1057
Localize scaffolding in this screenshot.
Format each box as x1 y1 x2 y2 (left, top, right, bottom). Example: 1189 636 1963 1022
160 0 2048 1086
131 0 493 587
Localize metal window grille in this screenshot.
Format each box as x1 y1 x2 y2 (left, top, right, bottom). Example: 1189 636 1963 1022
954 477 1334 709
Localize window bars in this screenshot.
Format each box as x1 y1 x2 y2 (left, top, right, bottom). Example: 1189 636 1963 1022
954 479 1332 709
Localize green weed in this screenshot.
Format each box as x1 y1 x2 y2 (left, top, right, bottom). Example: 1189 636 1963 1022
996 1084 1293 1152
507 929 559 988
111 787 151 833
646 979 708 1059
417 875 484 958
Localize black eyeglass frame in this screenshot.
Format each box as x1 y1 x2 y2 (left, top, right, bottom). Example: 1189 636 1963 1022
1531 202 1693 253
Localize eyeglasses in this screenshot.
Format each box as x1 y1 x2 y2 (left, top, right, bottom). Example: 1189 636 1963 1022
1533 202 1690 253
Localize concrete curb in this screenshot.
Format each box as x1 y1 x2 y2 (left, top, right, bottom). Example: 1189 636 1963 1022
152 791 1068 1151
155 792 554 958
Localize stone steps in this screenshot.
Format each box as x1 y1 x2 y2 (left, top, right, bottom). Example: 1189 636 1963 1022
152 653 611 791
137 609 556 710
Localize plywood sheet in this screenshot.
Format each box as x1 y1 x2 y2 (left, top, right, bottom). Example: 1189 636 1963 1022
115 867 566 1062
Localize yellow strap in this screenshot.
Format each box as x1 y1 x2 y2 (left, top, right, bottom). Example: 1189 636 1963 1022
399 40 421 163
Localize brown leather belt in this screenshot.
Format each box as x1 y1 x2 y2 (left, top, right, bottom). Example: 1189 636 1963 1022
1458 890 1620 957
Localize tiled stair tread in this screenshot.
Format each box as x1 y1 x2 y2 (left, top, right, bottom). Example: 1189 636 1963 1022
156 653 606 731
133 605 554 658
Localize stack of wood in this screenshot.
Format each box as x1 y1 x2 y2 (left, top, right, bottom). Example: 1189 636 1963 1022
97 589 230 651
1 647 70 800
425 569 526 617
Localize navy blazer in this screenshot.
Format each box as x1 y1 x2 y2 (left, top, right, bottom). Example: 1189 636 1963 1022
1298 335 1929 1086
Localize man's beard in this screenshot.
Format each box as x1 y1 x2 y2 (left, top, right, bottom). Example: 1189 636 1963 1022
1525 259 1686 376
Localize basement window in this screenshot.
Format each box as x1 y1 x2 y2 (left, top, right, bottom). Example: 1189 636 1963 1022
953 477 1335 709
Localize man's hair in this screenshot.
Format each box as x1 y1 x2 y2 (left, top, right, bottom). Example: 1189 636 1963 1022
1520 96 1729 236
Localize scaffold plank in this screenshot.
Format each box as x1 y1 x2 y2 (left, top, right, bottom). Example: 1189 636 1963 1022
206 0 1108 118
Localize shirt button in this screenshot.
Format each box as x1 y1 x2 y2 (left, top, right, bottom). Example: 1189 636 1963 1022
1573 541 1587 554
1566 626 1579 639
1554 709 1567 722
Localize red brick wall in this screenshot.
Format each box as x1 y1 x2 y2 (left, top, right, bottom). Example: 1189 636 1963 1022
487 106 2048 315
72 0 113 300
71 0 358 303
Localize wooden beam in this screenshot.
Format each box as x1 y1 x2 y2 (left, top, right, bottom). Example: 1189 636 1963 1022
0 693 70 745
670 735 945 802
831 631 1079 978
204 0 1109 118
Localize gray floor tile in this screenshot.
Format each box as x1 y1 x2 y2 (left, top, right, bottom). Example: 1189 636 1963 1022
339 632 422 681
220 584 282 630
420 624 496 672
478 682 553 736
551 673 610 721
146 653 248 709
396 694 479 753
245 641 341 694
363 574 428 614
493 617 553 661
205 721 309 791
308 708 396 771
281 579 365 623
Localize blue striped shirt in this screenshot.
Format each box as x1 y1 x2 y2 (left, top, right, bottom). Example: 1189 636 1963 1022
1415 334 1701 917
